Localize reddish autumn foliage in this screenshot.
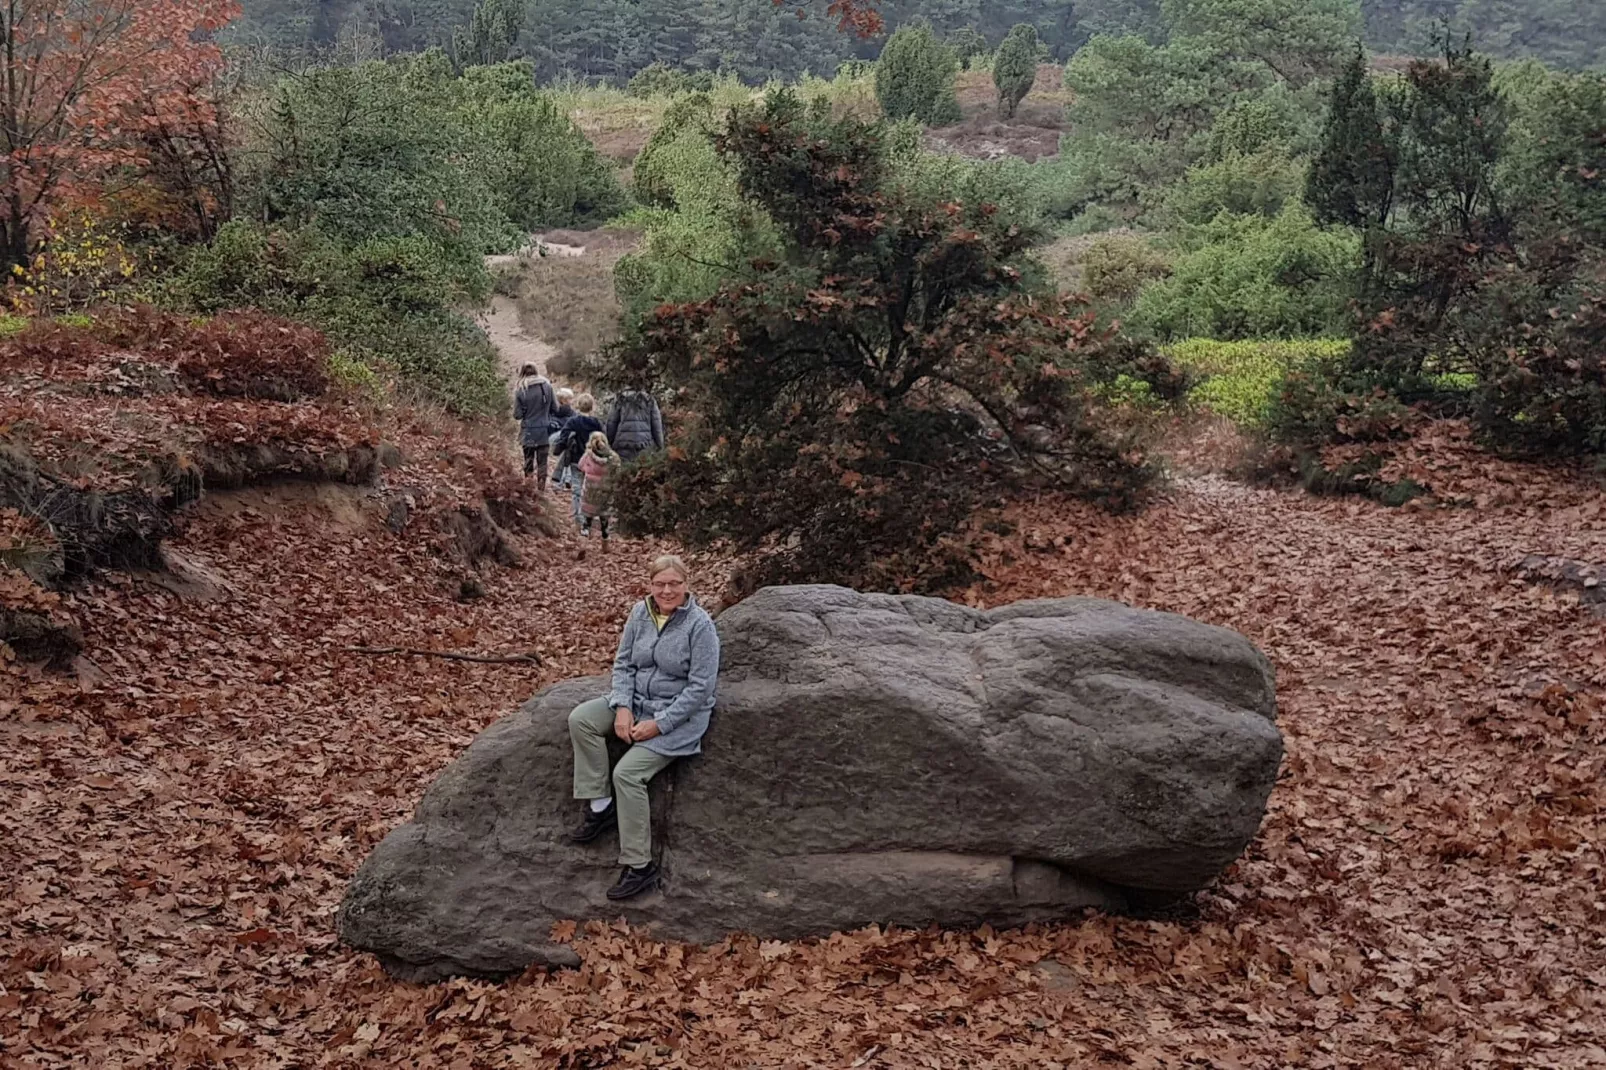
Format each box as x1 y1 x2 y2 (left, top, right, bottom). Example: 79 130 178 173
0 309 366 501
4 424 1606 1066
774 0 884 36
0 0 239 267
171 312 332 402
3 307 330 402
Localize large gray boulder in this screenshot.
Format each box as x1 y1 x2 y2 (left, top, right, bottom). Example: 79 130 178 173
339 585 1281 980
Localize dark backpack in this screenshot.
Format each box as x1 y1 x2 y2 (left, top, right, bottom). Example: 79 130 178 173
561 427 586 466
539 384 564 436
559 417 599 466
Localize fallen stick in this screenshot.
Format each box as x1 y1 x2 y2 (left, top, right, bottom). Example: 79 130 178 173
345 645 542 666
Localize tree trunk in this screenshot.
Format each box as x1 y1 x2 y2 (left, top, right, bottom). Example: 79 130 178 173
3 190 28 271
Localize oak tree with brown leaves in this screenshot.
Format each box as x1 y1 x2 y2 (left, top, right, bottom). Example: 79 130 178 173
0 0 238 267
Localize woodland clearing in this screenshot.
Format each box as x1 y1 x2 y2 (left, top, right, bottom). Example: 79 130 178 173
5 4 1606 1065
4 407 1604 1067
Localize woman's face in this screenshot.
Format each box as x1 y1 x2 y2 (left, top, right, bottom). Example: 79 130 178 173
649 570 689 612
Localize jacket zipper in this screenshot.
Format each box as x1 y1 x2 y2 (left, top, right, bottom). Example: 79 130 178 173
638 601 687 722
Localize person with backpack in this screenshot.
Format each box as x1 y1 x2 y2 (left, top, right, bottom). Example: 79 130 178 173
576 431 618 540
605 388 665 463
513 363 559 484
555 394 603 527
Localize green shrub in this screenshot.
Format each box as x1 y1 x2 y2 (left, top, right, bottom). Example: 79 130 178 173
947 28 989 70
240 55 624 263
1167 337 1349 427
627 62 715 98
1158 147 1306 227
613 128 780 317
631 93 718 209
1063 204 1130 235
0 315 27 337
328 347 382 393
1082 234 1172 306
461 65 628 230
993 24 1039 118
874 24 962 126
1206 94 1299 161
1131 205 1359 340
169 222 505 413
889 152 1052 239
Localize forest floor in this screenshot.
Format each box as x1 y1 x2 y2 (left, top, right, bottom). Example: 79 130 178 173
5 305 1606 1066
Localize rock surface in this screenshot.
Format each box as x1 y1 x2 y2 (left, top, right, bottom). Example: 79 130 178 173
339 585 1282 980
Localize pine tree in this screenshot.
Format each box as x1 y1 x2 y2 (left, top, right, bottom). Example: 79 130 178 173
452 0 525 68
1395 35 1509 238
992 23 1039 118
1304 47 1397 229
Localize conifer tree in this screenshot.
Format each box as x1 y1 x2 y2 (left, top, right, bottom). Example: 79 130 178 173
1304 47 1397 230
874 23 962 125
992 23 1040 118
453 0 526 68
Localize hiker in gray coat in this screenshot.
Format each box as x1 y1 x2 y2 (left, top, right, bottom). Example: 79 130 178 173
513 363 559 483
605 388 665 463
567 554 719 900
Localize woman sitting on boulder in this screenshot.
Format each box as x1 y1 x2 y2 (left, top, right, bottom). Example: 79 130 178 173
567 554 720 899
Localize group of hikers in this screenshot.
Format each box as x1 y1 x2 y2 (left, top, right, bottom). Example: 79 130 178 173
512 362 664 540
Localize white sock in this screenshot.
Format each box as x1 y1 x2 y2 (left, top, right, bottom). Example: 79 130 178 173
589 797 612 813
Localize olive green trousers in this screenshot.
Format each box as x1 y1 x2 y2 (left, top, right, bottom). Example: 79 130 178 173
568 697 675 867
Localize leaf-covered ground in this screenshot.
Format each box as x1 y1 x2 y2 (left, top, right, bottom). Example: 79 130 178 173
4 420 1605 1067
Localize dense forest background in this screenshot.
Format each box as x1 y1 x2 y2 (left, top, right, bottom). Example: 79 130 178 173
232 0 1606 80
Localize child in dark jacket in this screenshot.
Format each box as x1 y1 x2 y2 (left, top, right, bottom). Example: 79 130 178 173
546 388 576 487
555 394 604 524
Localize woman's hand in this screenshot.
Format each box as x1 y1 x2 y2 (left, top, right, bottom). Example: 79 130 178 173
629 719 661 742
613 707 633 742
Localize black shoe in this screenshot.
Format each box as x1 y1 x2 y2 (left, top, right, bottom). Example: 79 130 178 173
568 801 616 844
606 862 659 900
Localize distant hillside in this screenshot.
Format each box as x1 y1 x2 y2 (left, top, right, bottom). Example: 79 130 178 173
1363 0 1606 70
227 0 1083 81
229 0 1606 78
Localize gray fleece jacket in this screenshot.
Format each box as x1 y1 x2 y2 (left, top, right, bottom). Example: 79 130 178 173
607 594 720 757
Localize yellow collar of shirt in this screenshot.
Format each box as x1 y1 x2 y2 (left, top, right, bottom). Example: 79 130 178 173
647 598 671 632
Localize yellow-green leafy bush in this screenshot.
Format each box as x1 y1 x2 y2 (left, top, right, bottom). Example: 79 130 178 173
1167 337 1350 427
